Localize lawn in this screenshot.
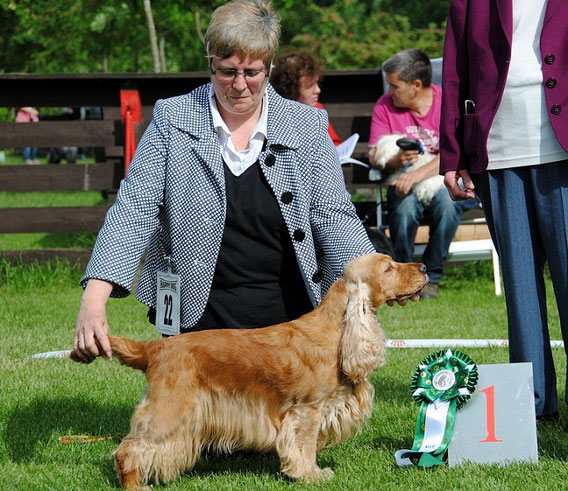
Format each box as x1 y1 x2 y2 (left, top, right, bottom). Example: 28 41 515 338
1 260 568 490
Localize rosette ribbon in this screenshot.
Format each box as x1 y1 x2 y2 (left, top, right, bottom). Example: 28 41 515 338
395 349 478 468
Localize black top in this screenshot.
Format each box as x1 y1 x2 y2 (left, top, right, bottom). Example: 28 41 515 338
149 160 313 331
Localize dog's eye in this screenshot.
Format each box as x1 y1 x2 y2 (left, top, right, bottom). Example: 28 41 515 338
384 264 394 272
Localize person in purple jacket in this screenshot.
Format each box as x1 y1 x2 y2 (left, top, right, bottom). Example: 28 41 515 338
440 0 568 421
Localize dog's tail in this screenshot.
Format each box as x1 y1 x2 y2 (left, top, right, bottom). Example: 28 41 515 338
107 335 150 372
70 335 151 371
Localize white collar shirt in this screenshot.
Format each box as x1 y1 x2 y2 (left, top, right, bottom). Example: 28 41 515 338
208 85 268 176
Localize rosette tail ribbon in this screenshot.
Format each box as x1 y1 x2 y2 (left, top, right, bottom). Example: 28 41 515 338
395 349 478 468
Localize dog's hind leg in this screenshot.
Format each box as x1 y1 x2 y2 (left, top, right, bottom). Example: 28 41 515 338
276 406 334 482
114 395 203 488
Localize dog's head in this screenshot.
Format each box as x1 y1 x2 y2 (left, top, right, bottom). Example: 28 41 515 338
342 253 428 308
339 253 427 383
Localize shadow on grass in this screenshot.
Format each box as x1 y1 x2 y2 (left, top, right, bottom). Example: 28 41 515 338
3 395 322 485
370 375 418 451
3 396 131 462
372 374 410 405
187 448 336 483
3 396 130 485
188 450 283 480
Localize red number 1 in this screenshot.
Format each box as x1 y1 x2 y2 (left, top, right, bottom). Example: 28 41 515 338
479 385 504 443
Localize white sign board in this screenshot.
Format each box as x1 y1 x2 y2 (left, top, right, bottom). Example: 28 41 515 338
448 362 538 466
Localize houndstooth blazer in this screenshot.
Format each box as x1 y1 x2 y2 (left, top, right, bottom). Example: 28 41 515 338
83 83 374 328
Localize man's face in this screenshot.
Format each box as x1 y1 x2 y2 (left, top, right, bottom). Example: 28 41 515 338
386 71 419 109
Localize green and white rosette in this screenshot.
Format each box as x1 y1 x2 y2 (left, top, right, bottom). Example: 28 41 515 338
395 349 478 468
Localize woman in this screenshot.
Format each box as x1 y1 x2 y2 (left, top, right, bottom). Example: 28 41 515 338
441 0 568 420
270 50 341 145
73 0 375 363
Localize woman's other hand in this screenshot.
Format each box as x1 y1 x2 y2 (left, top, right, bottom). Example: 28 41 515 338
73 279 114 363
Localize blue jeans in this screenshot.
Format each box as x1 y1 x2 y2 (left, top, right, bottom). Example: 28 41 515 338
387 187 477 284
473 161 568 418
22 147 37 161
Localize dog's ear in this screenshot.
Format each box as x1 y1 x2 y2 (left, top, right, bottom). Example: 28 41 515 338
340 280 386 384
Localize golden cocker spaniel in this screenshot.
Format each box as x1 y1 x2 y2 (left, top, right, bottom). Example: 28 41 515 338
73 253 427 488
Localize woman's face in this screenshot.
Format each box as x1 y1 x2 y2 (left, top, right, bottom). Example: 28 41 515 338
210 54 269 120
297 75 321 106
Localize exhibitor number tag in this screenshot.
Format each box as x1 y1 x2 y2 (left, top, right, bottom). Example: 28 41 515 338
156 268 180 336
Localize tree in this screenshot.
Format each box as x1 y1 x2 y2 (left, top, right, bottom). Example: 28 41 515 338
0 0 450 73
142 0 161 72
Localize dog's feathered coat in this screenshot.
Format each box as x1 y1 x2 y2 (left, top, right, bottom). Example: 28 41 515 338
73 253 427 488
371 133 445 205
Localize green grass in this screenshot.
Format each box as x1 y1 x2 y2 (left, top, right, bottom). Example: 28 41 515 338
1 148 96 166
1 260 568 489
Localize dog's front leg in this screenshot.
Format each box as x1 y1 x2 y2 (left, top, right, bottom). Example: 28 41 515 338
114 441 144 489
276 406 334 482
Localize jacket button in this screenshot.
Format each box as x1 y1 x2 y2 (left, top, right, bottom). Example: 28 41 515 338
551 104 562 115
544 54 555 65
281 191 293 204
264 154 276 167
545 77 557 89
293 229 305 242
312 271 323 283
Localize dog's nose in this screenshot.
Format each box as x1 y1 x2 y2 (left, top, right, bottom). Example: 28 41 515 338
419 264 426 273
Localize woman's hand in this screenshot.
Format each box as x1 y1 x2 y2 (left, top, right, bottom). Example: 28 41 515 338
444 170 475 200
73 279 114 363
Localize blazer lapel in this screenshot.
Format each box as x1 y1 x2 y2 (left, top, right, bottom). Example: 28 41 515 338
171 84 225 193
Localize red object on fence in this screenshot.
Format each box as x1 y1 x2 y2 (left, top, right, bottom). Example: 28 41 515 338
120 89 142 176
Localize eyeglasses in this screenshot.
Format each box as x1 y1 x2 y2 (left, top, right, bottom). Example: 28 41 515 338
211 66 269 83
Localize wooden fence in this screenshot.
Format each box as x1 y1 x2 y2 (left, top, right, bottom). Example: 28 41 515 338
0 70 382 265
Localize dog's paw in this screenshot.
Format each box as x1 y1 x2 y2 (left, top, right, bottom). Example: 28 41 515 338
303 466 334 482
319 467 335 481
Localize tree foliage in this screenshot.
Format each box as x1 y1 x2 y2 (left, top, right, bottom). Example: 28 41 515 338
0 0 448 73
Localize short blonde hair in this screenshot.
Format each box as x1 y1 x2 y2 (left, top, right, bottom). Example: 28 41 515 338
205 0 280 67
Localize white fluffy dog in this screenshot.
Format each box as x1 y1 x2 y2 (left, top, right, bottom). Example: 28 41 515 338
371 134 445 206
